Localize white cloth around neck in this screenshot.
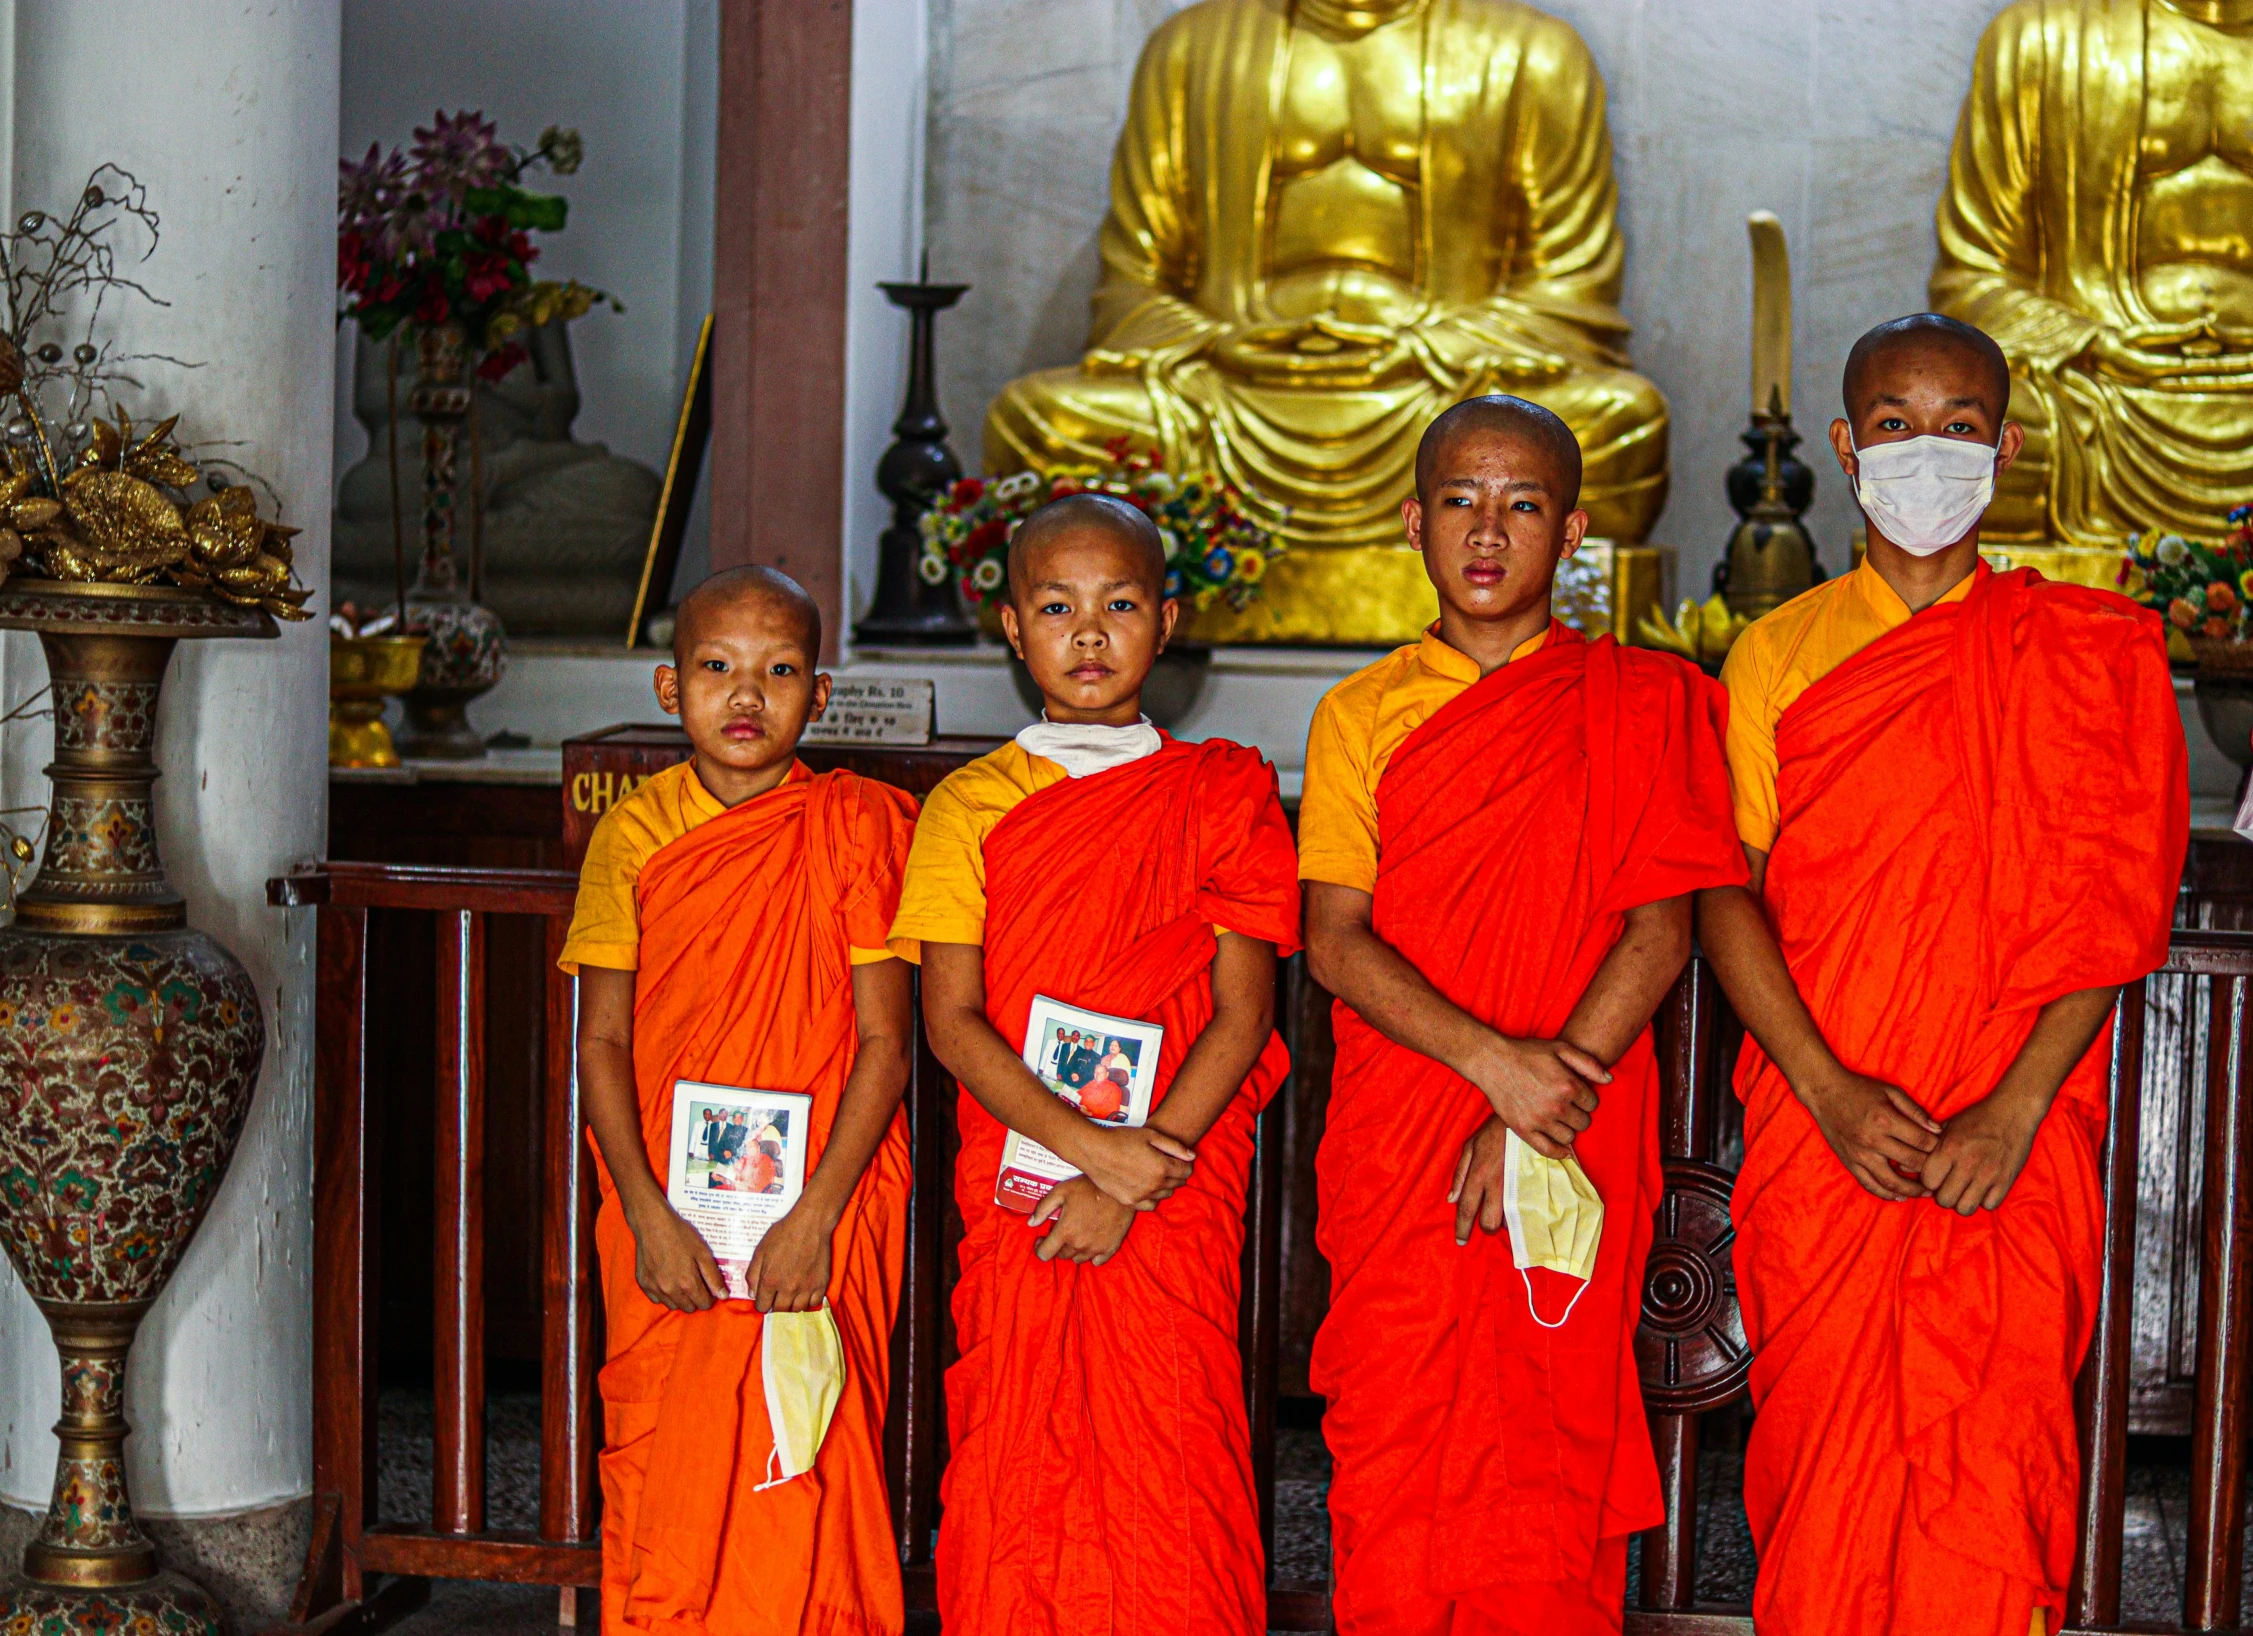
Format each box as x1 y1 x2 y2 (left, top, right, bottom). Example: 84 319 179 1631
1014 713 1162 779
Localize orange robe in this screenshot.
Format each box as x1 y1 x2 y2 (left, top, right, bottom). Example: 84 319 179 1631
930 738 1301 1636
1311 626 1745 1635
580 766 918 1636
1733 569 2187 1635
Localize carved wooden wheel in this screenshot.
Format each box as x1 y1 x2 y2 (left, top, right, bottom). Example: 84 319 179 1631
1637 1158 1752 1412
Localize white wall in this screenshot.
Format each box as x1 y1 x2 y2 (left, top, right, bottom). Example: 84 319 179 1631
924 0 1999 601
0 0 340 1516
333 0 709 481
843 0 931 641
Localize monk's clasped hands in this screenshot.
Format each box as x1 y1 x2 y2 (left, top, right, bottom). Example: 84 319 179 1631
1468 1032 1608 1160
746 1200 838 1314
1074 1123 1197 1212
1917 1085 2047 1216
1028 1176 1137 1265
627 1199 729 1313
1796 1067 1943 1203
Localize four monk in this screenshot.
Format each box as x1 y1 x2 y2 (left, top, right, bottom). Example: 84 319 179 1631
569 327 2191 1626
564 566 917 1635
891 494 1299 1635
1698 315 2188 1635
1300 397 1745 1633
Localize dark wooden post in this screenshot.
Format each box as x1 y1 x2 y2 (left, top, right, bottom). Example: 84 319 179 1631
889 967 949 1570
2068 985 2145 1629
310 902 376 1605
434 908 489 1536
2185 969 2253 1629
539 918 598 1546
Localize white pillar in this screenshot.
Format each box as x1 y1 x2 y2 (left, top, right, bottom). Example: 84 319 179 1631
0 0 340 1530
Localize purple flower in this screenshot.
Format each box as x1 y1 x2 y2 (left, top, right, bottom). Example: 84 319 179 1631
337 143 409 233
410 109 509 200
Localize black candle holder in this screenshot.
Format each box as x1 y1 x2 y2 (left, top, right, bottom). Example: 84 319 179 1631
856 267 975 646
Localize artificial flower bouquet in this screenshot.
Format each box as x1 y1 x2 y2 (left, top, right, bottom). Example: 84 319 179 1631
2122 505 2253 650
338 111 615 378
917 443 1282 616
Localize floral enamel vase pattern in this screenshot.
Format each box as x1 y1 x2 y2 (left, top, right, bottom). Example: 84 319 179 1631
0 580 272 1631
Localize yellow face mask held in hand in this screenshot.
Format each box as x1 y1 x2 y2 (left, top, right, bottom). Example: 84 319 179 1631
1499 1130 1604 1328
754 1305 845 1491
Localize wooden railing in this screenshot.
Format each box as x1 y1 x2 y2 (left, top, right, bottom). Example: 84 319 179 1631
269 862 2253 1636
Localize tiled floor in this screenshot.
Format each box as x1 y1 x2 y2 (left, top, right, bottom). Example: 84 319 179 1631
373 1390 2242 1632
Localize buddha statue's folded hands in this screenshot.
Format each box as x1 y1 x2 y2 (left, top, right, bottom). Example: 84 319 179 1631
983 0 1669 642
1931 0 2253 555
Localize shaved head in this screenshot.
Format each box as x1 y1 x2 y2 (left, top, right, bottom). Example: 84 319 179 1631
1415 395 1583 508
1006 492 1168 598
672 564 821 660
1843 314 2010 425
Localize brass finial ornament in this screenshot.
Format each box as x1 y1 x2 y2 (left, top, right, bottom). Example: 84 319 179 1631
1641 212 1820 666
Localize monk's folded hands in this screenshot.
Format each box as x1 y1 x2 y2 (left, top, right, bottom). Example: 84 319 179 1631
1026 1175 1136 1265
1918 983 2125 1215
627 1202 728 1312
1793 1066 1942 1202
1462 1029 1608 1159
743 1196 835 1314
1073 1122 1197 1212
1448 1116 1515 1245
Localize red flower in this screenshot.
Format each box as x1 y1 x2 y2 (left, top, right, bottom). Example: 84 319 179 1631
463 251 514 303
966 518 1007 555
414 280 451 325
338 231 369 290
950 477 984 505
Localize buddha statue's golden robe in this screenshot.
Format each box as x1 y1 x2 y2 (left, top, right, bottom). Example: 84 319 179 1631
985 0 1669 644
1932 0 2253 576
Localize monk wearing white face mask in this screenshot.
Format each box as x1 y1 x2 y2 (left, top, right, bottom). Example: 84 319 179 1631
1697 314 2188 1635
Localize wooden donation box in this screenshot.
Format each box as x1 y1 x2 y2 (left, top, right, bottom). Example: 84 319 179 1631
562 721 1006 867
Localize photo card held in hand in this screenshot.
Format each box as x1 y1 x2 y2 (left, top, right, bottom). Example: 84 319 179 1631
996 995 1164 1214
666 1080 813 1299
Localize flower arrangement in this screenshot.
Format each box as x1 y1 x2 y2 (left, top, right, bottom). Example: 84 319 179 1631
917 445 1282 615
2122 505 2253 643
337 111 616 379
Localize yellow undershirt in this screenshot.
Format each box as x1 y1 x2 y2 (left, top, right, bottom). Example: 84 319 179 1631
558 758 893 974
1298 624 1550 893
1718 561 1982 855
886 742 1068 962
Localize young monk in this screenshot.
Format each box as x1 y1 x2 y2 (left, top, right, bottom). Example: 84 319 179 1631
890 493 1301 1636
561 565 919 1636
1699 314 2189 1636
1300 395 1746 1635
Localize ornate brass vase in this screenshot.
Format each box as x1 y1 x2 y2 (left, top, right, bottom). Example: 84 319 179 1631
0 580 272 1634
398 321 507 759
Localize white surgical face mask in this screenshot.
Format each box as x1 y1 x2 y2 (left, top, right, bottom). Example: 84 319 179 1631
1850 433 1998 556
754 1305 844 1491
1015 713 1161 779
1499 1130 1604 1328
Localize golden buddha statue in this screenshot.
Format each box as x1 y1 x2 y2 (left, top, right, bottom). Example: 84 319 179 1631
1932 0 2253 581
984 0 1669 644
